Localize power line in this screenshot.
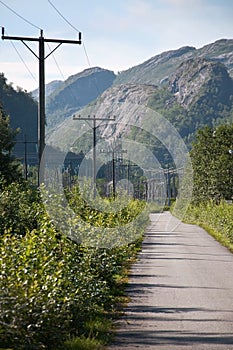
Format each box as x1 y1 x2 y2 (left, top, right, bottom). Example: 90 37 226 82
73 114 115 197
48 0 81 33
0 0 42 30
47 0 89 63
46 42 84 110
5 30 37 84
83 41 92 67
0 1 41 85
46 42 66 81
47 0 101 95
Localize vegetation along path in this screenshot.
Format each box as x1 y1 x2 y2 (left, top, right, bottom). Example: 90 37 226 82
108 211 233 349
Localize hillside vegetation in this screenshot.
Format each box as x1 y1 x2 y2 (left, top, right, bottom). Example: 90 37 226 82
0 73 38 164
45 67 116 131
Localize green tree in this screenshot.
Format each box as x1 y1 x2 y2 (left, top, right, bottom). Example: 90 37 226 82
190 124 233 203
0 104 22 185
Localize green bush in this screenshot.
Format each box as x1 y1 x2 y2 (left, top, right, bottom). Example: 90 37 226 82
0 219 111 349
0 180 41 235
0 183 149 349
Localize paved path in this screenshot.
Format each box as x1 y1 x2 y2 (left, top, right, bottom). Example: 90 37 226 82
108 212 233 349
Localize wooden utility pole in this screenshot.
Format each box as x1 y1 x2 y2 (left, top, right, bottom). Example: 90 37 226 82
16 135 37 180
2 27 81 184
73 115 115 197
100 136 127 198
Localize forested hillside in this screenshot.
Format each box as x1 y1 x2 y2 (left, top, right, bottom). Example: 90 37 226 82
45 67 116 131
0 73 38 164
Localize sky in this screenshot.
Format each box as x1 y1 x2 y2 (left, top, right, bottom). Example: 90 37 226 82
0 0 233 92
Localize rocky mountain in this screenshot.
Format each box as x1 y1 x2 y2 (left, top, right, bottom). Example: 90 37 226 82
2 38 233 168
45 67 116 131
169 57 233 108
31 80 63 100
44 38 233 136
47 83 158 151
198 39 233 75
47 46 233 167
114 39 233 86
114 46 196 86
148 57 233 142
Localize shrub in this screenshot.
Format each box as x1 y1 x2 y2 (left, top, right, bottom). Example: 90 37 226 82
0 180 41 235
0 184 149 349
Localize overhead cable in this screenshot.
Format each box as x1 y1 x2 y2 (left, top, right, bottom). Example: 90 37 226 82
3 28 37 85
47 0 100 95
47 0 91 66
48 0 81 33
0 0 42 30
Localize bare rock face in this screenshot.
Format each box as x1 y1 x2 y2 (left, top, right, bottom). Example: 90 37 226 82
45 38 233 133
198 39 233 77
114 39 233 87
99 83 157 106
47 83 158 150
169 58 233 108
114 46 196 86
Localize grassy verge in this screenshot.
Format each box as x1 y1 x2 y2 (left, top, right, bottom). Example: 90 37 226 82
181 201 233 253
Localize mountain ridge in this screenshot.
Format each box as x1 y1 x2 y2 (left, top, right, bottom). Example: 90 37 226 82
47 45 233 162
41 38 233 135
1 37 233 167
45 67 116 130
113 38 233 86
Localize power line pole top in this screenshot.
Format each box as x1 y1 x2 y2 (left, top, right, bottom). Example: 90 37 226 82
2 27 82 185
1 27 82 45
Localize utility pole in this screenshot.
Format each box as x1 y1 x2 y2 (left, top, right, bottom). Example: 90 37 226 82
73 115 115 197
100 147 117 198
16 135 37 180
2 27 81 184
100 137 127 199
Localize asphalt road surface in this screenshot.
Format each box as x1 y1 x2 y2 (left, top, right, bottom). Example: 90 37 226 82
108 211 233 349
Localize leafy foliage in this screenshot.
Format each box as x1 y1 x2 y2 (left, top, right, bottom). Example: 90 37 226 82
0 181 148 349
190 124 233 203
0 73 38 164
148 86 233 150
0 223 110 348
0 180 41 235
0 107 22 185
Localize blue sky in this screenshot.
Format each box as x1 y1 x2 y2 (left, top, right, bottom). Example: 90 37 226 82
0 0 233 91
